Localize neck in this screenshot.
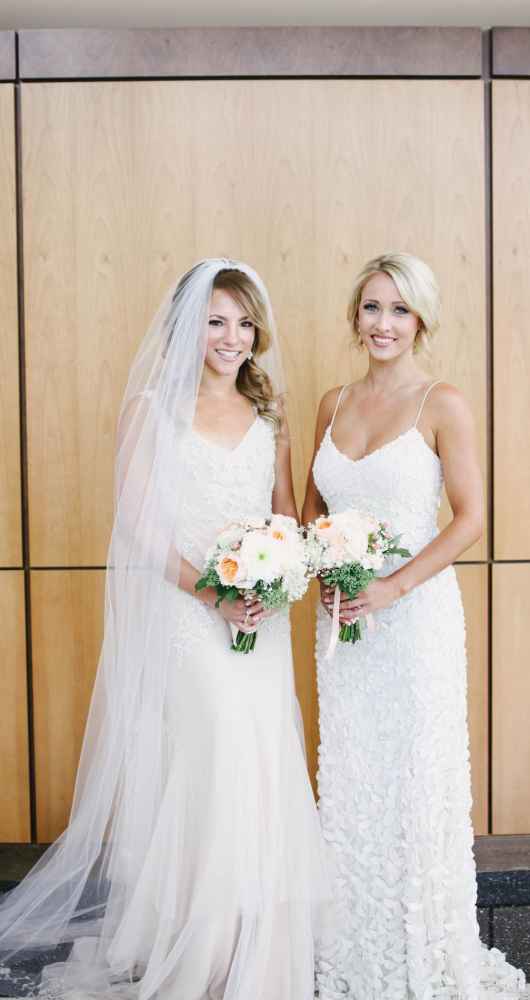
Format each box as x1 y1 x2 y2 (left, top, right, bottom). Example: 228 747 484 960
364 352 421 394
199 366 240 399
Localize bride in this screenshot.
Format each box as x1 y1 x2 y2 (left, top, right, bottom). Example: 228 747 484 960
0 259 331 1000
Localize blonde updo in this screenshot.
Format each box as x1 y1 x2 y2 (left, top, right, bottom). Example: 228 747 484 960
347 252 441 355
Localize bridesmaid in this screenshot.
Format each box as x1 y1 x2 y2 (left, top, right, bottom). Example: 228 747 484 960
303 252 529 999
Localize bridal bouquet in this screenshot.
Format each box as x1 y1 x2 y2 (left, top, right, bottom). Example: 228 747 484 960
306 510 410 655
196 515 311 653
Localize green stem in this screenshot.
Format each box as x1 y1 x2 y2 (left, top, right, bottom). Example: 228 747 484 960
232 630 257 654
339 620 362 644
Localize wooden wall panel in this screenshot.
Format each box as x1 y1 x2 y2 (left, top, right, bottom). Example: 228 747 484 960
0 85 22 566
32 570 105 841
23 80 487 789
493 81 530 559
456 564 489 836
492 564 530 834
0 571 30 841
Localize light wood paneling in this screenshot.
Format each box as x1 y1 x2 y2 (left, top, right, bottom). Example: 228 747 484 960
23 80 487 783
493 81 530 559
0 85 22 566
492 563 530 834
456 564 489 835
32 570 105 841
0 571 30 841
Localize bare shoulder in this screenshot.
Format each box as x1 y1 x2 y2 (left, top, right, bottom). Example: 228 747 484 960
426 381 475 430
318 383 348 422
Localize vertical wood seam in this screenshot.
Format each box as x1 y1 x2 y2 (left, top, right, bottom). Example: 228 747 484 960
14 36 37 841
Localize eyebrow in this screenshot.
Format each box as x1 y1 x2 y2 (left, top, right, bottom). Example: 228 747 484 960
209 312 251 319
362 298 407 305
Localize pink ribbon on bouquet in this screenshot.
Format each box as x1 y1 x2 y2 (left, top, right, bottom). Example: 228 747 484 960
325 585 375 662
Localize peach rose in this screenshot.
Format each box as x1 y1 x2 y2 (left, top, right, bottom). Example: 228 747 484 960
217 554 241 585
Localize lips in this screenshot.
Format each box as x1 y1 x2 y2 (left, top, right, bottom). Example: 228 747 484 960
215 349 242 361
371 335 396 347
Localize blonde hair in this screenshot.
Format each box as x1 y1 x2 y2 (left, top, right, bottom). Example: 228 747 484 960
212 269 280 429
347 252 441 354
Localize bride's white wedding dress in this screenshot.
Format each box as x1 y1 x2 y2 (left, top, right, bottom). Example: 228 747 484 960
3 415 330 1000
312 383 529 1000
105 415 331 999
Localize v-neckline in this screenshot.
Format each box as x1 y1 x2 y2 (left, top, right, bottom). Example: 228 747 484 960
326 425 439 466
190 414 260 455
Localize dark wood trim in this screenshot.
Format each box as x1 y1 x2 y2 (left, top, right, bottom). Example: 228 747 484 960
18 27 483 80
492 28 530 76
474 835 530 871
0 31 15 81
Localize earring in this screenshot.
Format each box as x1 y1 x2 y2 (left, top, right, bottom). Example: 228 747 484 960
247 351 253 360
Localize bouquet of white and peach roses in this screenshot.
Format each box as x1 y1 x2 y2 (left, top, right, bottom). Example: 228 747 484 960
306 509 411 656
195 515 311 653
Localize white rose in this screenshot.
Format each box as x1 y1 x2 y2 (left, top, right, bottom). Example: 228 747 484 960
239 532 282 584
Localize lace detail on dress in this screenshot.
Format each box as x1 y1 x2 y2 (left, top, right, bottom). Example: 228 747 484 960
176 418 276 571
313 425 530 1000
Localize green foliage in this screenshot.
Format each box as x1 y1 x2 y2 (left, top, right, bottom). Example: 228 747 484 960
255 579 288 610
195 570 240 608
323 563 375 599
195 571 288 611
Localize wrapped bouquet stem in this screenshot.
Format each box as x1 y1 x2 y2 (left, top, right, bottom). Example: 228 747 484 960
196 515 311 653
306 510 411 660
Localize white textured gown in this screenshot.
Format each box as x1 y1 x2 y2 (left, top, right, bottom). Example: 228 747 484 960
105 414 331 1000
312 386 529 1000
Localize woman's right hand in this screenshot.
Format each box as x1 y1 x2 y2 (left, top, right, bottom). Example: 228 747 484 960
321 579 368 624
320 578 335 616
216 595 262 633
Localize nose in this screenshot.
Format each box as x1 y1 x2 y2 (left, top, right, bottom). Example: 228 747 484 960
376 311 392 332
222 320 240 344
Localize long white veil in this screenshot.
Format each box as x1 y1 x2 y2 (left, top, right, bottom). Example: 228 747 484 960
0 258 286 996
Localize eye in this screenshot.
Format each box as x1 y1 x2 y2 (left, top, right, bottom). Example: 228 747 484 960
394 306 409 315
208 318 224 327
362 302 378 312
240 320 254 328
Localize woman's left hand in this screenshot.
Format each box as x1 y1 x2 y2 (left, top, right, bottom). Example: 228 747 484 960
242 592 279 628
338 576 399 623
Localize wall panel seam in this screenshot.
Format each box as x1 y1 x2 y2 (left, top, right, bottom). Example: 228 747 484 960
14 79 36 843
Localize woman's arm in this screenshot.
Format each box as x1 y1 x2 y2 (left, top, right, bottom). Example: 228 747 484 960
271 400 298 520
391 384 483 595
301 387 341 525
166 550 259 633
342 384 484 620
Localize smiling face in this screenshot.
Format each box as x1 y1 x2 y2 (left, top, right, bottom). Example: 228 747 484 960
204 288 256 379
357 271 421 362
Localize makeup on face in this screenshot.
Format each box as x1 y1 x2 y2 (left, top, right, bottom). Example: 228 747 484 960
204 289 255 376
357 272 419 359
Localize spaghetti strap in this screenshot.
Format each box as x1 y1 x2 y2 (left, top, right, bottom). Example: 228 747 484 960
329 385 348 431
414 379 442 428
